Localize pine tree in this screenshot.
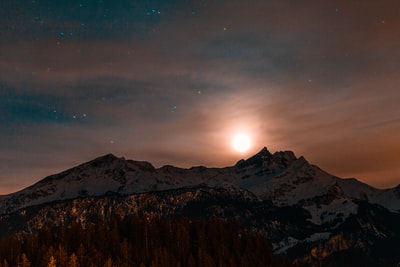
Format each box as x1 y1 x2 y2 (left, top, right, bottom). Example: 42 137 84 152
102 257 113 267
68 253 79 267
47 255 56 267
120 239 130 265
56 245 68 267
76 244 85 266
19 253 31 267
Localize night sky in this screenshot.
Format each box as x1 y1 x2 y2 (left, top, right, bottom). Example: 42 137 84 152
1 0 400 194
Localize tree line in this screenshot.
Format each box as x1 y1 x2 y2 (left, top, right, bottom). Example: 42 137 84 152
0 216 291 267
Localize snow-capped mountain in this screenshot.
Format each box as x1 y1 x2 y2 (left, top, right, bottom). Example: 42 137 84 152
1 147 399 219
1 147 400 266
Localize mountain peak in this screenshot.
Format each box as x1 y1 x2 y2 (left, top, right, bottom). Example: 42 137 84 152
93 153 119 161
235 147 299 169
235 147 271 167
85 153 120 167
272 150 297 163
259 146 272 154
2 146 400 223
248 146 273 160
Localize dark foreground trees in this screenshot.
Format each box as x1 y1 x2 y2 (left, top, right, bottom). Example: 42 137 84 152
0 216 290 267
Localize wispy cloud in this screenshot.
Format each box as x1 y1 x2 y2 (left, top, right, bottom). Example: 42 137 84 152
1 0 400 193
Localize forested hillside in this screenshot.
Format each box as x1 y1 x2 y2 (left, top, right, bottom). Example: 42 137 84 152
0 216 291 267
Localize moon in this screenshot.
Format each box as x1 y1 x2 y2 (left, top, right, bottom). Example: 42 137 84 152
232 133 251 153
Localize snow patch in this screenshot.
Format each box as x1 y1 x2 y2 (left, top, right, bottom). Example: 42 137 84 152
273 237 300 254
303 198 358 225
305 232 331 242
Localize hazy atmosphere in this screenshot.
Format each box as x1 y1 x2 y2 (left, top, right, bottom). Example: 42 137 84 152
1 0 400 194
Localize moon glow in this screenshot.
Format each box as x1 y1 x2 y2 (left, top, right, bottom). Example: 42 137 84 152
232 133 251 153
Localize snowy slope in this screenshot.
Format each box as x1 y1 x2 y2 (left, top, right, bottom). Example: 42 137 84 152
1 148 399 222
